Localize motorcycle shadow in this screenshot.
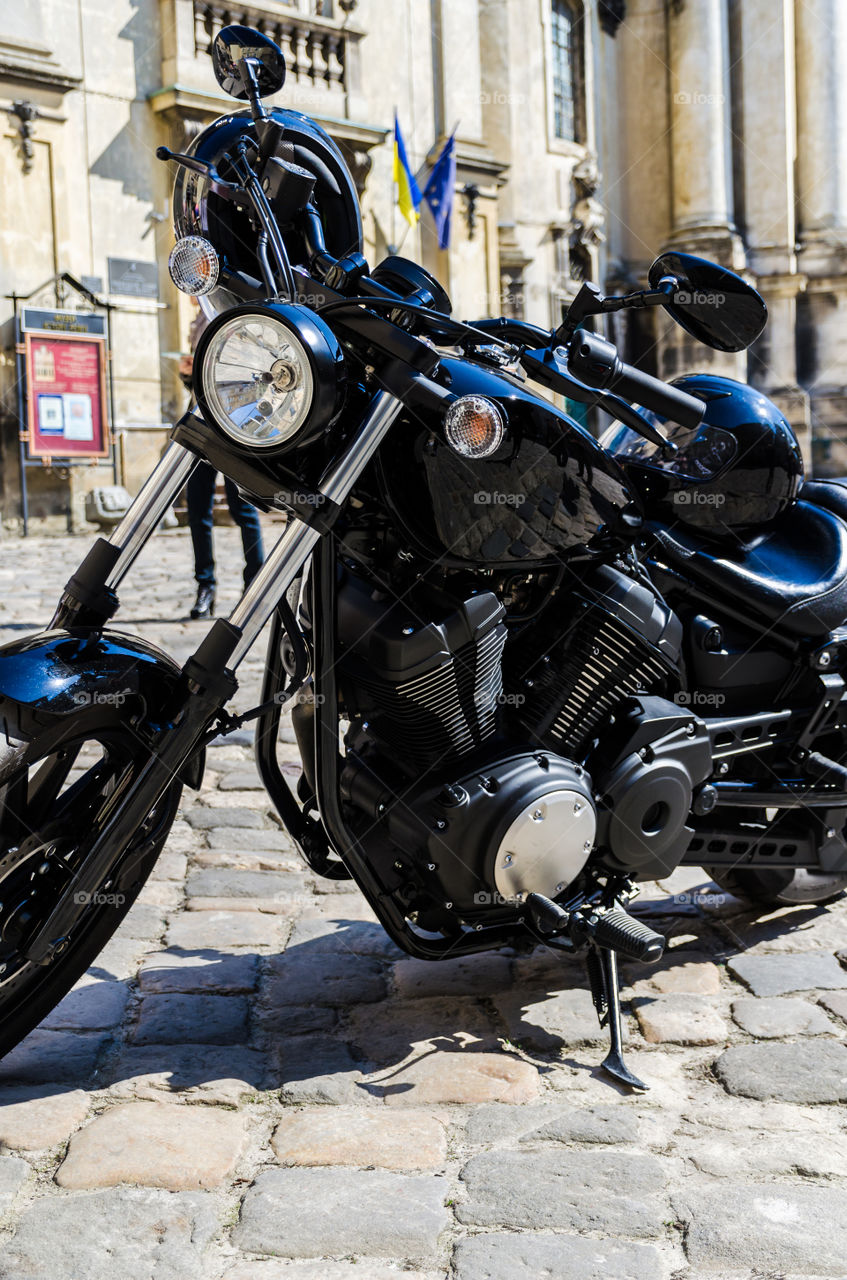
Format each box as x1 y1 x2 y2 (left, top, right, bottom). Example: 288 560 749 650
0 893 839 1107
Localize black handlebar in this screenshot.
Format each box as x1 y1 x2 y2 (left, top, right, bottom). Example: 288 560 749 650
568 331 705 431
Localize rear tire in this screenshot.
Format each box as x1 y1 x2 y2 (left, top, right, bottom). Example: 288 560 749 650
0 717 182 1059
705 865 847 907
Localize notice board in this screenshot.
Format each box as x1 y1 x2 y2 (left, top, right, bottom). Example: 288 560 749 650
24 330 109 458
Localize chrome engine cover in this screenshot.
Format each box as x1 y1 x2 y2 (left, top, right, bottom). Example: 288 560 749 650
494 786 597 902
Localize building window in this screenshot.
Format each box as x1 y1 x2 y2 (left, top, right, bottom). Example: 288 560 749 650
551 0 584 143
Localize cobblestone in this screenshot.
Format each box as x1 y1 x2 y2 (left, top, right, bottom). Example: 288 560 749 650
0 1086 90 1150
0 1029 109 1083
271 1107 446 1169
715 1041 847 1102
234 1167 449 1262
131 993 249 1044
731 995 835 1036
138 950 259 994
265 952 387 1006
632 993 728 1044
0 1186 218 1279
56 1100 245 1189
457 1149 669 1237
728 950 847 995
4 530 847 1277
107 1043 267 1103
41 979 130 1031
0 1155 30 1211
453 1234 665 1280
464 1101 641 1146
673 1182 847 1273
166 907 280 950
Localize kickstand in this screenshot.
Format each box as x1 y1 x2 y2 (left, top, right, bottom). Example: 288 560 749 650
586 943 649 1092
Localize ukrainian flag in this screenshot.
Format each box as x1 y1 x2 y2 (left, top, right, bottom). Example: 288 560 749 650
393 112 422 226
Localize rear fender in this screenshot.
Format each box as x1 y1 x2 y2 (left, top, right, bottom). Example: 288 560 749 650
0 628 206 788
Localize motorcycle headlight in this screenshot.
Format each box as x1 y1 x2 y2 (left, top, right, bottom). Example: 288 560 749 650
194 303 345 452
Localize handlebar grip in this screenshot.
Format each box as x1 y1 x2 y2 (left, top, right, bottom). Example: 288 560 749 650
589 909 665 963
567 332 705 431
609 361 705 431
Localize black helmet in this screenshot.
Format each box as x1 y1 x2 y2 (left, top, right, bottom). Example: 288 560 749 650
173 107 363 313
601 374 804 535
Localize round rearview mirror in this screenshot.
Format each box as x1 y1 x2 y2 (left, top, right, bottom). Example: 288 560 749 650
212 24 286 100
648 252 767 353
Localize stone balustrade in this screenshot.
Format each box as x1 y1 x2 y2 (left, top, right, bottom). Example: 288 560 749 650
192 1 359 92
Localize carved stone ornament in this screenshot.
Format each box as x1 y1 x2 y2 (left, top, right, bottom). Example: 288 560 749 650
10 100 39 175
570 154 606 248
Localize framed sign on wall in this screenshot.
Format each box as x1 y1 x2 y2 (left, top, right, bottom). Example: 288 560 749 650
23 329 109 459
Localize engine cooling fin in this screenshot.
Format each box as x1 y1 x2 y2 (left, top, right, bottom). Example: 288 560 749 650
351 618 506 770
516 566 680 758
336 577 508 773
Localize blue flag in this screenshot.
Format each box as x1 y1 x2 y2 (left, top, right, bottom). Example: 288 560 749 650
423 132 456 250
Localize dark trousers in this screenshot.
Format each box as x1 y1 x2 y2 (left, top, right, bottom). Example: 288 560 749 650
186 463 265 589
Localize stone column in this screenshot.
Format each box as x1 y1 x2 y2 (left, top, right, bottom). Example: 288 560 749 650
795 0 847 473
661 0 744 378
667 0 740 261
796 0 847 246
736 0 809 459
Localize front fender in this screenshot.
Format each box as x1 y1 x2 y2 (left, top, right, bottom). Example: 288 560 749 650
0 629 205 787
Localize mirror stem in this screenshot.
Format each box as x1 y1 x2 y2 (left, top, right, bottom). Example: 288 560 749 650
239 57 269 122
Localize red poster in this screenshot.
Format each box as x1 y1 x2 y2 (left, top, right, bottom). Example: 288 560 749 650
25 332 109 458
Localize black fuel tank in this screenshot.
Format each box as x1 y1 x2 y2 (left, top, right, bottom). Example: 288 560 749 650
376 356 637 569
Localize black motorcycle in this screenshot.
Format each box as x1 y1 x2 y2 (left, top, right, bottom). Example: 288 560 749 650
2 25 846 1090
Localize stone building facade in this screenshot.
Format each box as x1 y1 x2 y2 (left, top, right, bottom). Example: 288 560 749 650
0 0 844 531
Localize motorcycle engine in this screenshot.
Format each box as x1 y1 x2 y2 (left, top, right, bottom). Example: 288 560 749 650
511 564 712 880
333 563 710 924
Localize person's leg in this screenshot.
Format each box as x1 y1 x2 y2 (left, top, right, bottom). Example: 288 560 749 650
186 464 218 616
223 478 265 587
186 464 217 585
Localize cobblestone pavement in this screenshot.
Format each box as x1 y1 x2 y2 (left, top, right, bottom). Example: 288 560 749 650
1 529 847 1279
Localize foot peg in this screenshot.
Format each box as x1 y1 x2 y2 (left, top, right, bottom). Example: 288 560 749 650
583 908 665 964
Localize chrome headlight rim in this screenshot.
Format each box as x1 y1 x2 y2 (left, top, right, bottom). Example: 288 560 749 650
193 301 346 455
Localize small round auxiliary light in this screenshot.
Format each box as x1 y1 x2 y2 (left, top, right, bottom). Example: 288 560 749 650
444 395 506 459
168 236 220 296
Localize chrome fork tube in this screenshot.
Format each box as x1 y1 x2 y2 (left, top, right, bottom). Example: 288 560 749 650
105 441 199 591
227 390 403 668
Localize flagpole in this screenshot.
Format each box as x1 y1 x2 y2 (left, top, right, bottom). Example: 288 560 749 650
391 105 397 254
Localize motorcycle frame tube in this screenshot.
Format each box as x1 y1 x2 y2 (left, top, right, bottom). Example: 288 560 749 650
310 523 525 961
105 441 199 591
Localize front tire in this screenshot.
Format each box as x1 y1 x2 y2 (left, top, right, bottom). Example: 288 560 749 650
0 717 182 1058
